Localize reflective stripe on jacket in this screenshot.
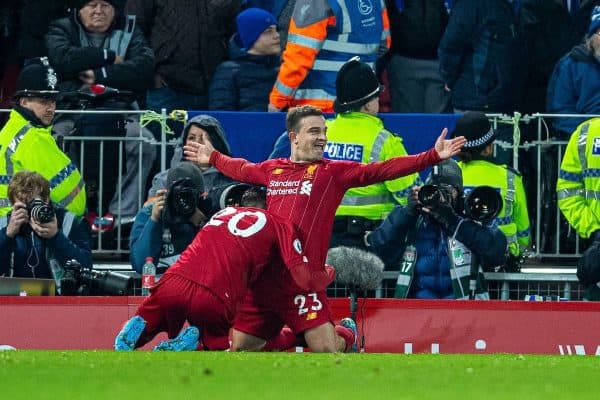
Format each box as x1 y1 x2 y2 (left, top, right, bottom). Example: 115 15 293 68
325 112 419 220
0 110 86 216
556 118 600 239
458 159 530 256
270 0 390 111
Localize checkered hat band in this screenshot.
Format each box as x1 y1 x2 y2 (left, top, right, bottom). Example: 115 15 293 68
463 128 494 148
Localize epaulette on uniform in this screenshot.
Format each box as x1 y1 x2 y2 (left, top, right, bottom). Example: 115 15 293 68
504 164 522 177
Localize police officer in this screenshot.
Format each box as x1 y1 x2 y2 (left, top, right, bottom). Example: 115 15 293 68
557 117 600 299
0 57 86 217
456 111 531 270
326 57 420 252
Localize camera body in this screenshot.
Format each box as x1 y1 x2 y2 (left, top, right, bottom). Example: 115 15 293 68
203 183 251 215
60 260 134 296
163 177 202 224
418 184 455 208
27 199 54 223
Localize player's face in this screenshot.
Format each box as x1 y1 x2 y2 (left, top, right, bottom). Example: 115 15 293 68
290 115 327 163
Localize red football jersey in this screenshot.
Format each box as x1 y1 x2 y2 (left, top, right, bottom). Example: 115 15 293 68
166 207 308 310
211 150 440 274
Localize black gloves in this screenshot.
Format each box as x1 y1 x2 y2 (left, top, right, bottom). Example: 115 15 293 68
406 187 421 217
577 240 600 286
425 202 461 234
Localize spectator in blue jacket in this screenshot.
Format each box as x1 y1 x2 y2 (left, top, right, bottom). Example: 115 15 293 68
365 159 507 299
438 0 526 166
438 0 526 114
547 5 600 138
209 8 281 111
0 171 92 279
129 162 207 274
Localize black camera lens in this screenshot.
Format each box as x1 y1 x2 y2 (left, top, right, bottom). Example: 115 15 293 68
27 199 55 223
464 186 502 222
172 188 197 216
418 185 442 208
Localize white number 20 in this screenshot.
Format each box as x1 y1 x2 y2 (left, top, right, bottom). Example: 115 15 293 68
206 207 267 237
293 293 323 316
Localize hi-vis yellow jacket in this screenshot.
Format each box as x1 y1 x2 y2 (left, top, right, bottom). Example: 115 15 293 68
459 159 530 256
0 110 86 216
557 118 600 239
325 112 419 220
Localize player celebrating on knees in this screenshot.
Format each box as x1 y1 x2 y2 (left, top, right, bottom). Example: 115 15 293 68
114 187 333 351
184 105 465 352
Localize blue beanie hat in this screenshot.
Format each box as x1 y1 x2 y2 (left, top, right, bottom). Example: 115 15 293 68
589 6 600 37
236 8 277 50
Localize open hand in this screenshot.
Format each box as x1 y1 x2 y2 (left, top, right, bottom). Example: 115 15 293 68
434 128 466 160
183 140 214 168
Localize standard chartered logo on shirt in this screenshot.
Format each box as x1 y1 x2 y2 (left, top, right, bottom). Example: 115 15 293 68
267 179 312 196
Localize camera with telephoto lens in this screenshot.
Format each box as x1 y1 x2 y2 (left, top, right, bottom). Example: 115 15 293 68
199 183 251 217
59 260 134 296
463 186 503 223
418 184 455 208
27 198 54 223
163 177 202 224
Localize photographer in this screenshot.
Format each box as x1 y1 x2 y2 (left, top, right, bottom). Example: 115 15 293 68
129 162 207 274
365 159 507 299
0 171 92 279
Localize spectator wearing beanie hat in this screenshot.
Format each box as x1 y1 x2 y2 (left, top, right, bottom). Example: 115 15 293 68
456 111 530 268
325 57 420 254
209 8 281 111
547 5 600 138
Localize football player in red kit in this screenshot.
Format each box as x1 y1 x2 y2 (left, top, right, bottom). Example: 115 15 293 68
184 105 465 352
114 203 334 351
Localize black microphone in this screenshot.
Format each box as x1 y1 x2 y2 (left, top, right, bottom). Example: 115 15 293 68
326 246 384 291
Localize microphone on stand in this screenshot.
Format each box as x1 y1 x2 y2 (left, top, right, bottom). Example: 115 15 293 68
326 246 384 320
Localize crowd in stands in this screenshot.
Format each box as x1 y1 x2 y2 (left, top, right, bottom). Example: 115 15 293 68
0 0 599 306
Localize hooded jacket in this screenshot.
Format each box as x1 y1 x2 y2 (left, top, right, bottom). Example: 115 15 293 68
148 114 235 197
209 34 280 111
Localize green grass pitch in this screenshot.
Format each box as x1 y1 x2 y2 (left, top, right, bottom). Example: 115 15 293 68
1 351 598 399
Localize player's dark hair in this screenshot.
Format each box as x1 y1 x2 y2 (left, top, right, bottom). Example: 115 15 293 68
286 105 323 133
240 186 267 209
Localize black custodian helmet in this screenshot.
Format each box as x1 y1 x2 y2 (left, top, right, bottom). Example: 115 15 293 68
14 57 60 100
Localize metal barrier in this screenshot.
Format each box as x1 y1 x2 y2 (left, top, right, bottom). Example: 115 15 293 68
0 108 597 297
326 268 586 300
488 112 600 261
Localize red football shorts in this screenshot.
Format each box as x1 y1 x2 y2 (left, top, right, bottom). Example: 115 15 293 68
135 273 233 350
